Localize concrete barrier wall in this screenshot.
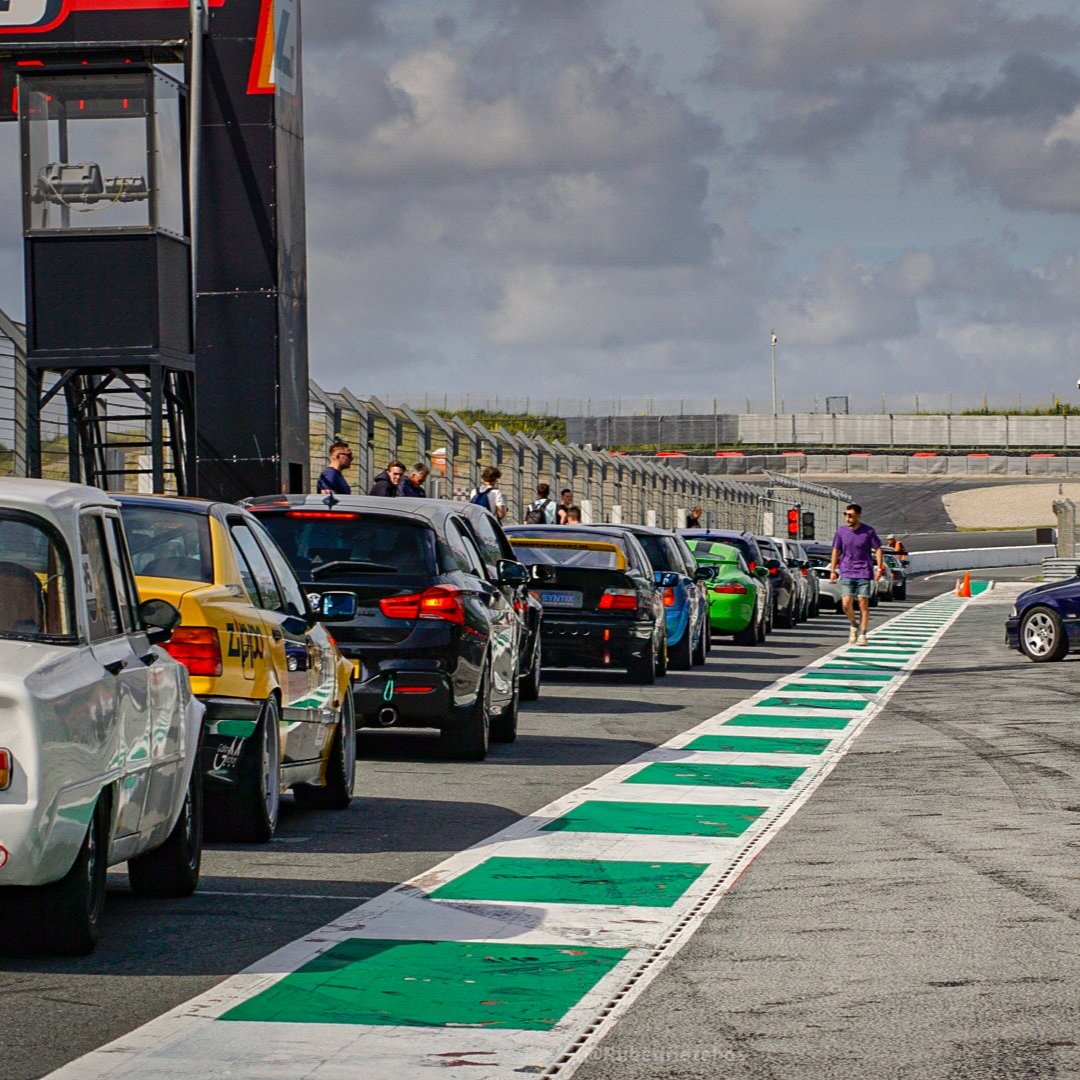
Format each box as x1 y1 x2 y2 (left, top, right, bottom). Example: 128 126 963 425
907 545 1055 573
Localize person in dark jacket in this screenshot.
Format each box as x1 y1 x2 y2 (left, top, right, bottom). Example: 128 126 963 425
369 460 404 497
398 462 429 498
317 441 353 495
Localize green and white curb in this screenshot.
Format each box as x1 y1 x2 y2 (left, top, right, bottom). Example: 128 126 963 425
51 594 967 1080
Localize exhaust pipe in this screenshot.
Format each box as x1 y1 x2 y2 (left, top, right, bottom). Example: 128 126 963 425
377 706 397 727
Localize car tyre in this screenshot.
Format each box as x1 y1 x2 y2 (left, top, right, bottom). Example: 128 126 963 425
520 638 542 701
776 599 795 629
691 621 707 665
628 640 657 685
442 667 491 760
654 634 668 677
894 585 906 601
224 696 281 843
31 795 108 955
1019 606 1069 663
490 677 519 744
294 691 357 811
129 763 203 898
669 624 693 670
733 620 757 645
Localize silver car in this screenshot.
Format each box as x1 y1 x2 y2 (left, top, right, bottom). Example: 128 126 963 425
0 480 202 954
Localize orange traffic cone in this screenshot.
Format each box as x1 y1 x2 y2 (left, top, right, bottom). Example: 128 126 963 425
957 571 972 598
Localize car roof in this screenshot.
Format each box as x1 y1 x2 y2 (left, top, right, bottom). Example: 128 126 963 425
0 478 117 514
604 522 677 537
506 523 633 543
114 493 218 516
679 527 757 541
244 493 458 526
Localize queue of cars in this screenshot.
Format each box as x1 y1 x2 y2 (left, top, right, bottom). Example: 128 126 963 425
2 477 916 955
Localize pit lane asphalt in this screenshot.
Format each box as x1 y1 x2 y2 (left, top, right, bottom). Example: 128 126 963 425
0 601 870 1078
574 566 1080 1080
6 569 1076 1079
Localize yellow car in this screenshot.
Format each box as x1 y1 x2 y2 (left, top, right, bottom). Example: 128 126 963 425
116 495 357 842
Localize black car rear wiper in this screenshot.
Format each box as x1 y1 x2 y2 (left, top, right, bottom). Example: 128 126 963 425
311 560 400 577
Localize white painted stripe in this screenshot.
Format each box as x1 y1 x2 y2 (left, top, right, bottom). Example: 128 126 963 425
49 593 969 1080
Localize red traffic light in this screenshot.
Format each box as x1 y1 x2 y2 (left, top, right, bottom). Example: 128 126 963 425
787 508 800 537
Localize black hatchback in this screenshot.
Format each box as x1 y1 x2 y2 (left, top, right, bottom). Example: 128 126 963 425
504 524 668 684
245 495 528 760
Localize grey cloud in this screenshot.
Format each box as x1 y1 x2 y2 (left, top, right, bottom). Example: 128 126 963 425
909 55 1080 213
701 0 1080 90
301 0 387 47
749 70 908 161
933 53 1080 120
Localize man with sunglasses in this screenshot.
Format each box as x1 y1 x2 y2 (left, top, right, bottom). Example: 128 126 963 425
317 441 353 496
829 503 885 646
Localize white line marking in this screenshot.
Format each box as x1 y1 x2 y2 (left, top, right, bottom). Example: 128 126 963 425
49 593 970 1080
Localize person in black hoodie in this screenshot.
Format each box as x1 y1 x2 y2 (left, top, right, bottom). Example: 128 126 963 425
369 460 404 497
398 462 429 497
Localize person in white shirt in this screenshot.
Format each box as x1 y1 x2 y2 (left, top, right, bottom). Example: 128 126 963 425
469 466 506 520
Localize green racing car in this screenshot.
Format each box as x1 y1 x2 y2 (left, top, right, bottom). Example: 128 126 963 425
685 538 770 645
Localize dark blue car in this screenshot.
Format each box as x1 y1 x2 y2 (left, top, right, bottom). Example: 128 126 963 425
1005 574 1080 661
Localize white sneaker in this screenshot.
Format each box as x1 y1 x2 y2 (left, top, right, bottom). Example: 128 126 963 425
857 633 869 647
848 625 858 643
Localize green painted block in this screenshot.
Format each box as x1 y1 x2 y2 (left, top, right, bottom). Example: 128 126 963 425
220 938 628 1029
757 695 869 711
802 669 892 682
625 761 806 789
779 682 880 695
429 856 708 907
685 734 831 755
723 712 853 730
860 645 918 652
541 799 767 837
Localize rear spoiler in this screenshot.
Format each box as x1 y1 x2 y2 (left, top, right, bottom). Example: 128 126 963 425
508 537 627 571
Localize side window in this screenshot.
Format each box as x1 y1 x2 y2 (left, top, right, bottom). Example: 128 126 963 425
229 522 283 612
102 515 141 633
443 520 478 575
470 513 507 580
663 537 689 576
450 520 486 577
247 517 307 618
79 515 122 642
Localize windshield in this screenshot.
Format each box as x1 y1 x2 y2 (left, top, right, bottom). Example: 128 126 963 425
510 541 623 570
120 505 214 582
257 512 437 577
632 533 679 572
688 540 738 563
0 513 76 640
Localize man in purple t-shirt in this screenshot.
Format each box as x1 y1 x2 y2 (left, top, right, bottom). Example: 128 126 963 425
829 503 885 646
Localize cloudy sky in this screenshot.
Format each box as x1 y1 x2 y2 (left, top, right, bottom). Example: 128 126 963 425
5 0 1080 411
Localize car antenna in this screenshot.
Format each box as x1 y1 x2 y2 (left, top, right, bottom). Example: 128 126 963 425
322 493 339 510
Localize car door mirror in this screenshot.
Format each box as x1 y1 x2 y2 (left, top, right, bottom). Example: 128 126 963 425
139 597 181 645
530 564 556 584
315 591 358 622
496 560 529 587
656 571 680 588
765 559 781 572
694 565 715 582
753 566 770 579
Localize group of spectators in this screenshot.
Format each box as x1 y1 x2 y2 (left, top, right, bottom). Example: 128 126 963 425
317 443 584 523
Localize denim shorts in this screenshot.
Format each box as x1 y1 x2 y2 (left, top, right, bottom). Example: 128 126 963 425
839 577 874 599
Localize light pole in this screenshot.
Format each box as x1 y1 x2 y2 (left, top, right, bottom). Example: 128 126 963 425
770 330 778 450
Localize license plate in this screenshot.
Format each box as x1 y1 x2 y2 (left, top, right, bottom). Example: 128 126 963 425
536 589 583 608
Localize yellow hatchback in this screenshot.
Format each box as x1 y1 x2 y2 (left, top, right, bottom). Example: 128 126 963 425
116 495 357 842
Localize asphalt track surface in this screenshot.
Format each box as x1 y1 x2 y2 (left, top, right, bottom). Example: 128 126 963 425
4 565 1078 1079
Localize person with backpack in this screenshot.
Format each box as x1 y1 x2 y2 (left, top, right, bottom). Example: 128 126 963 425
524 483 556 524
468 466 506 520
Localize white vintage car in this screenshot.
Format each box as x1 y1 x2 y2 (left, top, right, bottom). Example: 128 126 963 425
0 479 203 954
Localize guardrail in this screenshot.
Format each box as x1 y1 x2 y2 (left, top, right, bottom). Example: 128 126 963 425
907 545 1055 574
307 384 851 535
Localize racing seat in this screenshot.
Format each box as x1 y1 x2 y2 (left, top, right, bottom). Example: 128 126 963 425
0 562 45 634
